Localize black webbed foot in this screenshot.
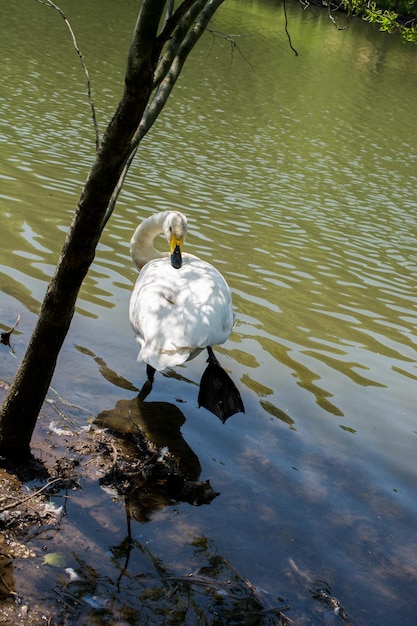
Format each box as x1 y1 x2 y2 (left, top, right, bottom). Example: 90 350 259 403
198 347 244 423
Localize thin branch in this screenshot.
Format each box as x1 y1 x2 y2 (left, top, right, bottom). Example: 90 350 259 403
33 0 100 150
163 0 175 26
157 0 202 48
283 0 299 56
207 30 254 71
140 0 226 140
154 0 209 88
101 148 138 229
0 477 63 512
324 0 351 30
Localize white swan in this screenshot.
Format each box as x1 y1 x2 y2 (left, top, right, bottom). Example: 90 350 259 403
129 211 244 421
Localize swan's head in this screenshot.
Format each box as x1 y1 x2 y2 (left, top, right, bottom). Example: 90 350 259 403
164 211 187 269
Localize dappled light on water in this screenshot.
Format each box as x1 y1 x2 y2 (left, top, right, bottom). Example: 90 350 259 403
1 0 417 623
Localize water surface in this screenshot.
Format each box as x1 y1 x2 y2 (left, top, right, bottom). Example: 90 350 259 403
1 0 417 623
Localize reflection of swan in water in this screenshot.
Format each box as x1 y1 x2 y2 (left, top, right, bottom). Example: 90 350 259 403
129 211 244 422
79 346 218 519
96 393 218 522
96 392 201 480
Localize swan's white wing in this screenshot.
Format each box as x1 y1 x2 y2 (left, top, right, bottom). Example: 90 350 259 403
129 255 233 371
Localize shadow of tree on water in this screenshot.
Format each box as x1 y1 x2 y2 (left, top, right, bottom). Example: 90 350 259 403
0 351 354 625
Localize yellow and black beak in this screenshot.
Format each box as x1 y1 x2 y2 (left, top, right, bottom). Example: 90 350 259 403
170 235 183 269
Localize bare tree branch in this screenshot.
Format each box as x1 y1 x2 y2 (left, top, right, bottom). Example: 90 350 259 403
283 0 299 56
135 0 226 146
163 0 175 26
207 30 254 71
33 0 100 150
154 0 209 87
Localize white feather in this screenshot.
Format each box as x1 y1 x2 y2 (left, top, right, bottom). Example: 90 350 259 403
129 212 234 372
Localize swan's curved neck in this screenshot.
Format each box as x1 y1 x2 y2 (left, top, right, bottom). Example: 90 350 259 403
130 212 169 271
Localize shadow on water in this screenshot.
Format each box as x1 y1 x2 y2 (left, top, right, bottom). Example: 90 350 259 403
66 354 352 624
0 375 292 625
52 406 351 623
53 535 294 626
1 347 402 625
54 380 296 623
0 350 312 624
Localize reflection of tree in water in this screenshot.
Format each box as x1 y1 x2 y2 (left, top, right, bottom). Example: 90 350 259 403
86 392 291 623
58 534 290 626
112 535 291 625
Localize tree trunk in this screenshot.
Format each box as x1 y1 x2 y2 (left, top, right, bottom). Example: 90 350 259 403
0 0 166 459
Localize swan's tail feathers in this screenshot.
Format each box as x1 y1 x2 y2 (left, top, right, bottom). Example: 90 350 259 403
198 347 245 423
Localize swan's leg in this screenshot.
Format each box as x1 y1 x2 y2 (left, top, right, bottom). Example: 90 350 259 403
146 364 156 384
206 346 216 364
198 347 244 422
138 363 156 401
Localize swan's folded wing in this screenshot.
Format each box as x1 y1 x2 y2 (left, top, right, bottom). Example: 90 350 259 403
129 256 234 371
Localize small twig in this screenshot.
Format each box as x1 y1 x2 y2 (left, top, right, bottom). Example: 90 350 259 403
220 554 293 620
0 315 21 353
324 0 351 30
207 30 254 71
0 477 63 513
47 385 92 414
109 440 119 470
52 586 83 608
310 584 353 624
33 0 99 150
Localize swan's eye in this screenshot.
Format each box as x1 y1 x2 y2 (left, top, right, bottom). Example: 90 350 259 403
169 226 173 232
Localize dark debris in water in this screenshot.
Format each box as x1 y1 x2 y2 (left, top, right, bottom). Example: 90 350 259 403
0 315 20 353
287 558 353 626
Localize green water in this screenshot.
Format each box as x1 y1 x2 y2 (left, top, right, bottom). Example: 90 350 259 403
1 0 417 623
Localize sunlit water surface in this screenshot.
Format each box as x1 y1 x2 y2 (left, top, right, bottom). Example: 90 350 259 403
1 0 417 623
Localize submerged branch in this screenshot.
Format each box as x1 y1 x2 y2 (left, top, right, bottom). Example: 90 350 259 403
1 316 21 353
0 477 63 513
283 0 299 56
